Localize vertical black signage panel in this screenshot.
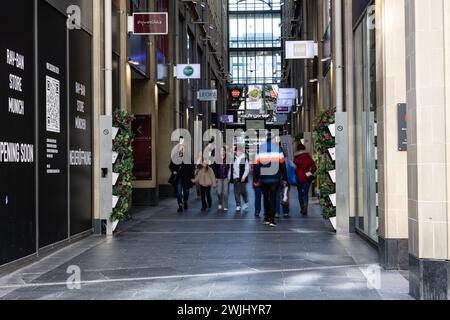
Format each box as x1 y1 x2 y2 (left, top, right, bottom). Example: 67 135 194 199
0 1 36 265
38 1 69 248
69 30 93 236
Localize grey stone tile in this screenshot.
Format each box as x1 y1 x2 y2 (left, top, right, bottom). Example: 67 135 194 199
0 195 411 300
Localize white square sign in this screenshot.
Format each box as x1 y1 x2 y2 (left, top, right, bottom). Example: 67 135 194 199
278 88 297 100
286 41 316 59
177 64 201 79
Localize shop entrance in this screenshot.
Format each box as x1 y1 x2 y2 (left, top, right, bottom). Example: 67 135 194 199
353 6 378 242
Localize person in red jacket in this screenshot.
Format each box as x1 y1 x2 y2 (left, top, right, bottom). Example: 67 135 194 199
294 143 317 216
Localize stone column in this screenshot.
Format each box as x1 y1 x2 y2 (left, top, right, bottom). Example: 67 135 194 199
405 0 450 300
376 0 409 270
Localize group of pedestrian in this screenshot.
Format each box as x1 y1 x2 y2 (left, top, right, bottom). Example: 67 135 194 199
168 137 317 226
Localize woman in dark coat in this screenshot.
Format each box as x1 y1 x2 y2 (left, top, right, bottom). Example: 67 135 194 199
169 148 195 212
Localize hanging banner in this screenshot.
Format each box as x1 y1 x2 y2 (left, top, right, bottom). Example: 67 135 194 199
176 64 201 79
285 41 316 59
278 88 297 100
197 89 218 101
129 12 169 35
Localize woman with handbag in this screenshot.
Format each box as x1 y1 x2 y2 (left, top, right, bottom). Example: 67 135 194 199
294 143 317 216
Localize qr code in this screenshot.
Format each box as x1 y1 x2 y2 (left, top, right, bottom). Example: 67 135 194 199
46 76 60 133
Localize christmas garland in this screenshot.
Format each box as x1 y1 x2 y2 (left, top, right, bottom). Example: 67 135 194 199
111 109 135 222
313 108 336 219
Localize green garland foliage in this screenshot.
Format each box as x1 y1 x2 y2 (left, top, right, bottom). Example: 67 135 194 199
111 109 135 222
313 108 336 219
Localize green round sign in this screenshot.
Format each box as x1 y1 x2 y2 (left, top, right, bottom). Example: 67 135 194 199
183 66 194 77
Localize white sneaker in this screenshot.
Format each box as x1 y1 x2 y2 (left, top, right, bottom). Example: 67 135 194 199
224 208 229 212
218 205 223 211
236 206 241 212
243 203 249 211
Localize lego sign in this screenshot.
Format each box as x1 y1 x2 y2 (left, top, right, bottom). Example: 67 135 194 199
129 13 168 35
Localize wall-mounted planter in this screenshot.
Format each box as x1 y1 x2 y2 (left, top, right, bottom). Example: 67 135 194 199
328 148 336 161
112 173 120 186
112 220 119 232
328 170 336 183
329 217 337 230
328 124 336 137
112 152 119 164
112 195 119 209
329 193 337 207
112 127 119 140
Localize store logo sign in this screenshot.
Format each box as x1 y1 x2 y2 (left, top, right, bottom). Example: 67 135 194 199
130 13 169 35
183 66 194 77
231 89 241 99
286 41 317 59
67 5 81 30
278 88 297 100
197 89 218 101
176 64 201 79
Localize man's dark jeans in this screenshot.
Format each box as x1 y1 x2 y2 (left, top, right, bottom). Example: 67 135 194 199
262 183 279 224
175 179 190 207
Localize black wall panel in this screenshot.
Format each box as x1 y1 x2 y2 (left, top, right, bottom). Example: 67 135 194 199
38 1 69 248
0 1 36 265
69 30 93 236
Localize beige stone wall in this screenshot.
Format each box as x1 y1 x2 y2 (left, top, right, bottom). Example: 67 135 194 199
445 0 450 260
406 0 450 260
92 0 103 220
376 0 408 240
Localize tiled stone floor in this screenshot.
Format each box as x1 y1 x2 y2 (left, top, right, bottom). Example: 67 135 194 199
0 187 413 300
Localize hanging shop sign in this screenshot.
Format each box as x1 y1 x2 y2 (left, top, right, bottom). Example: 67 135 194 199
276 106 292 114
128 12 169 35
278 88 297 100
276 98 293 114
220 115 234 124
285 41 317 60
176 64 201 79
231 89 242 99
197 89 218 101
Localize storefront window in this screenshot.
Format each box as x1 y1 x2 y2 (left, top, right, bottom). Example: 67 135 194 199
353 5 378 242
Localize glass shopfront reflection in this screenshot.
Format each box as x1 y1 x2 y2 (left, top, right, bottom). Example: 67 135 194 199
353 5 378 242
